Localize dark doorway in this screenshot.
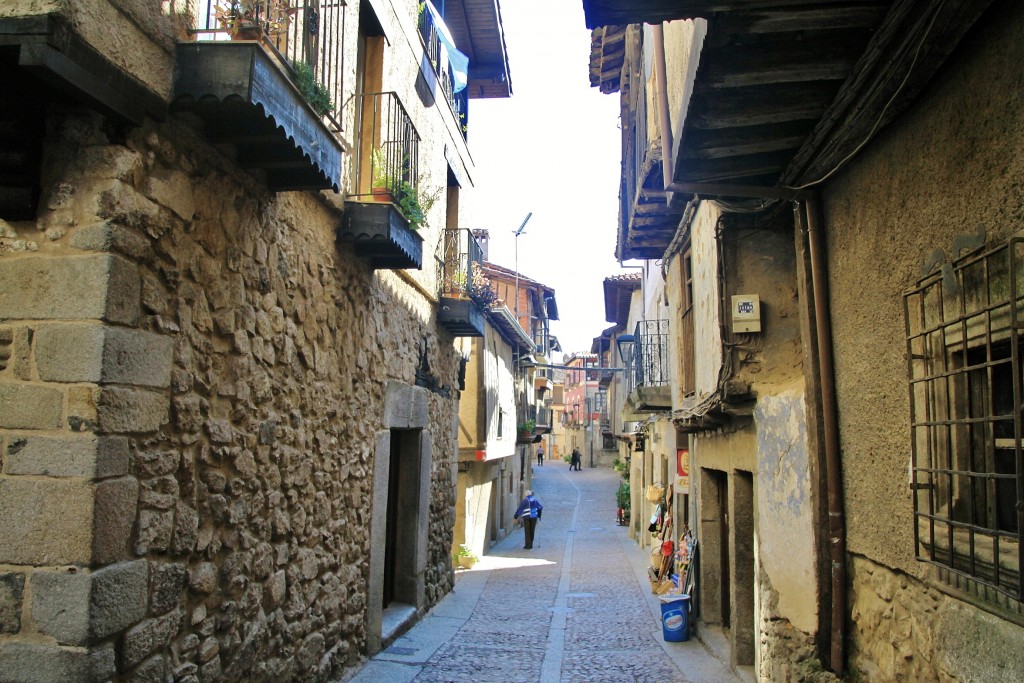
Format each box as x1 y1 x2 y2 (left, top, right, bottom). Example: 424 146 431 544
383 428 421 608
717 471 731 628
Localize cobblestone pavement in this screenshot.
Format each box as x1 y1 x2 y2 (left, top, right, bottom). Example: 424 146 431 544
344 465 743 683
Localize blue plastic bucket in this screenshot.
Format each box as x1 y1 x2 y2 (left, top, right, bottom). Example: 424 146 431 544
658 594 690 642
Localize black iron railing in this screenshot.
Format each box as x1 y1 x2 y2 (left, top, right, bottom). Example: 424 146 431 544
193 0 347 131
440 229 489 303
418 3 469 139
351 91 421 201
627 319 671 393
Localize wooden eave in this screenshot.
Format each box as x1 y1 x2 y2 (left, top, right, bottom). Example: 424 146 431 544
602 274 641 324
172 42 342 192
444 0 513 98
589 25 627 93
588 0 997 259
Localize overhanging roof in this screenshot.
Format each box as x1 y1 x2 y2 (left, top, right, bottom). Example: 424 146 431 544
583 0 997 255
445 0 513 98
603 272 641 324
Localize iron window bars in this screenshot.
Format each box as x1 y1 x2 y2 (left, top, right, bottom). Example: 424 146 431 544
905 236 1023 604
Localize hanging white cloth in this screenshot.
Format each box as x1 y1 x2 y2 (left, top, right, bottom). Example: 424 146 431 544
424 0 469 93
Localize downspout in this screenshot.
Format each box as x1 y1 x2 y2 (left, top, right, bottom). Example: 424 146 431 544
803 194 846 675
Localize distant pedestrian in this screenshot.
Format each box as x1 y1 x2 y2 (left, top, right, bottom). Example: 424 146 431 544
513 489 544 549
537 446 545 466
570 448 582 471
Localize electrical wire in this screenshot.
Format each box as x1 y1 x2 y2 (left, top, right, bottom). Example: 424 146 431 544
785 0 947 191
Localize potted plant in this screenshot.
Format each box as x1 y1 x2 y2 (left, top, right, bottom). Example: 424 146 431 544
455 544 478 569
516 419 536 443
215 0 295 40
369 148 440 230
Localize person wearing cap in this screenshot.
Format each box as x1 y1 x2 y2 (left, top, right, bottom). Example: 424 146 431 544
513 489 544 549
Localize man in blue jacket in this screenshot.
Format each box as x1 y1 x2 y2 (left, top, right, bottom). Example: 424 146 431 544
513 490 544 549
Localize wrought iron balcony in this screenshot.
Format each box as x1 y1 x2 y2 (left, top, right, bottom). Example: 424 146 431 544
624 319 672 411
339 91 425 269
173 0 346 191
437 229 489 336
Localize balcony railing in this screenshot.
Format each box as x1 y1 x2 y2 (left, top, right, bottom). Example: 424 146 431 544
351 91 421 199
418 3 469 139
193 0 346 132
627 319 671 394
439 229 489 300
437 229 488 336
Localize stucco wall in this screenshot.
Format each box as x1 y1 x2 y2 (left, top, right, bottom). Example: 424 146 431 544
755 390 817 634
824 1 1024 575
821 0 1024 677
691 202 723 395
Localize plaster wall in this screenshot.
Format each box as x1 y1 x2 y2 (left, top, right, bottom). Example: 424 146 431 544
690 202 723 395
818 0 1024 676
661 18 705 164
456 327 516 458
823 0 1024 579
754 389 817 635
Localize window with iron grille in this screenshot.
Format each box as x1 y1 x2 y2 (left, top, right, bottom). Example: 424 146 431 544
905 236 1023 606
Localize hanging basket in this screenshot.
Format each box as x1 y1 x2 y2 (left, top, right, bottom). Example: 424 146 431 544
646 484 665 504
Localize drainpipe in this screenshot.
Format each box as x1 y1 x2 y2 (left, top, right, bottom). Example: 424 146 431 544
803 194 846 675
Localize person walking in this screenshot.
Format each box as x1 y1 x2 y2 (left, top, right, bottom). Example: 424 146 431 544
570 447 582 471
537 445 545 466
513 489 544 549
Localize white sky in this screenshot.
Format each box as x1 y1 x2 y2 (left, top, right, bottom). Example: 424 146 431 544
467 0 634 356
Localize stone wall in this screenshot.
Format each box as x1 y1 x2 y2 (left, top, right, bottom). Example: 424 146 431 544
848 556 1024 682
0 104 460 682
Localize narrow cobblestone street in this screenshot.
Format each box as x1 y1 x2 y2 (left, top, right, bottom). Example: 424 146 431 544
345 465 743 683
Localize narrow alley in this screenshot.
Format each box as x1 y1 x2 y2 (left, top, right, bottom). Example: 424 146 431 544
346 465 744 683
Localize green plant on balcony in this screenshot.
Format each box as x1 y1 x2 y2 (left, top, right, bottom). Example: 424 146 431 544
215 0 295 39
467 262 498 307
292 61 333 117
517 419 536 434
370 148 441 231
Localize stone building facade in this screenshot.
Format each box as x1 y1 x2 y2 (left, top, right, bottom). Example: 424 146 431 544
0 0 509 680
584 0 1024 680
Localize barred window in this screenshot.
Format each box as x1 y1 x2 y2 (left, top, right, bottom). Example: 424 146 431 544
905 237 1023 604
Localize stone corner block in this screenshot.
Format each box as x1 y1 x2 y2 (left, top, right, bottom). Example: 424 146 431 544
0 478 94 565
0 641 113 683
34 323 104 383
92 476 140 566
31 560 147 646
0 382 63 430
0 253 140 325
102 327 173 388
5 434 129 479
97 386 169 434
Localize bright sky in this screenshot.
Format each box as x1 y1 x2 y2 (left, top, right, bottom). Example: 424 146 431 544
468 0 632 356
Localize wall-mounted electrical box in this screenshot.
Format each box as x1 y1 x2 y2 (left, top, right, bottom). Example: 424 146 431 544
731 294 761 333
